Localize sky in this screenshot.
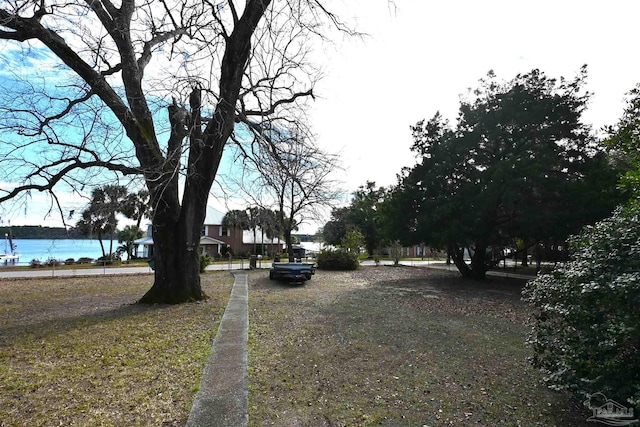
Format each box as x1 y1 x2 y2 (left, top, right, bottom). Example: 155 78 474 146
310 0 640 194
2 0 640 233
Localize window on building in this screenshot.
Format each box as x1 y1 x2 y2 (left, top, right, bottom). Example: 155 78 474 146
220 226 229 237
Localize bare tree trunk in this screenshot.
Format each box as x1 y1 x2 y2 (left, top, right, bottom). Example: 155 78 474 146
277 237 282 259
469 243 488 280
253 228 257 255
521 244 529 267
98 232 106 259
448 243 470 277
139 206 206 304
0 0 337 304
448 242 487 280
285 229 294 262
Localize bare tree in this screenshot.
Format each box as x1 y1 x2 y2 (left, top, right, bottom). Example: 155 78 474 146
232 127 342 261
0 0 352 303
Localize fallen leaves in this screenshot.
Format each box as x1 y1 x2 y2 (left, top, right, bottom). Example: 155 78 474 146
247 266 591 427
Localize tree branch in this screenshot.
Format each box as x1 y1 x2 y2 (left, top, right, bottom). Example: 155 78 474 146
242 89 314 117
0 160 139 203
138 28 189 72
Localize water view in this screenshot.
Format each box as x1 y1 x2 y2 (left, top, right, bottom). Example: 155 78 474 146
2 239 118 266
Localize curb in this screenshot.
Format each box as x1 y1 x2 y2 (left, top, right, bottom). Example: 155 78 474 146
185 271 249 427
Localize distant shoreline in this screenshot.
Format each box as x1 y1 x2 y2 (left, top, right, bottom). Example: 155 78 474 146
1 225 94 240
2 238 120 267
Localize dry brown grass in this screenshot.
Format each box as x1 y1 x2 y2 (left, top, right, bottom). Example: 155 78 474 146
0 272 233 427
248 266 592 427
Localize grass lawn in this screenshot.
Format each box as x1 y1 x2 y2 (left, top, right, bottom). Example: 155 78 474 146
248 266 592 427
0 272 233 427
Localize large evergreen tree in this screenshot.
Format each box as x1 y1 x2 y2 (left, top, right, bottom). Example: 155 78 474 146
383 68 621 279
322 207 352 247
605 84 640 199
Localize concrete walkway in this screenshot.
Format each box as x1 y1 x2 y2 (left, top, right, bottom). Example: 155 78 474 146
185 271 249 427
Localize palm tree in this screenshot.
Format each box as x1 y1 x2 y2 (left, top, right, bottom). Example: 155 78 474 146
76 206 110 258
260 209 281 257
118 225 144 261
246 206 262 255
121 190 151 229
222 209 249 254
101 185 129 257
76 185 128 259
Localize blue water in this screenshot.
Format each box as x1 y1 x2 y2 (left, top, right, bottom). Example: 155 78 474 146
2 239 118 265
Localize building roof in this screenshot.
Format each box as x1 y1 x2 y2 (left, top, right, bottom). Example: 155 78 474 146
204 206 226 225
242 229 285 245
133 236 154 245
296 241 325 254
134 235 226 246
200 236 226 245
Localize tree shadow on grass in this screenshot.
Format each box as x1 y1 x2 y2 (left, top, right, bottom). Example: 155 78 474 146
248 274 311 292
0 301 175 345
370 266 529 300
248 265 592 427
342 267 591 426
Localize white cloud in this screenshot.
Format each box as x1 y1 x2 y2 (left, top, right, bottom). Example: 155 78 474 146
311 0 640 197
0 185 91 227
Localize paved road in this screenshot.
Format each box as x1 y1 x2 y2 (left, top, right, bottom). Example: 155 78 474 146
0 259 394 279
0 262 245 279
0 259 535 280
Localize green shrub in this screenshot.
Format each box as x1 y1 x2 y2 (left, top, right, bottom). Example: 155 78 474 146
317 250 359 271
200 254 213 273
523 203 640 408
97 254 121 265
97 259 121 266
45 258 62 266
